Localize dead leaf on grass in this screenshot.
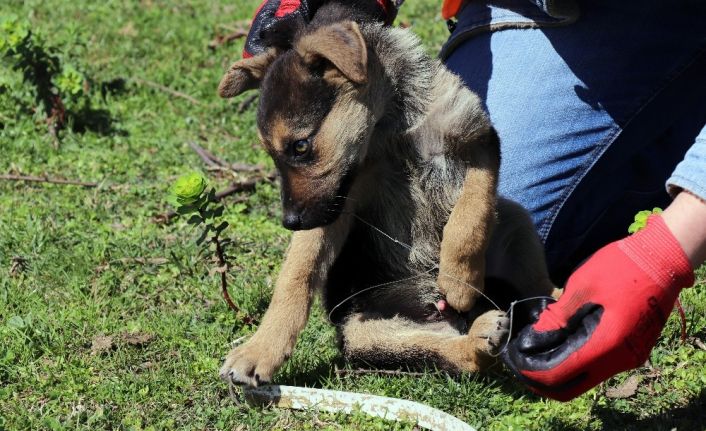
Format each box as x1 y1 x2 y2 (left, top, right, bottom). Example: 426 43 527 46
91 335 115 355
606 374 641 399
121 332 155 347
690 336 706 351
118 22 138 37
10 256 27 277
643 369 662 379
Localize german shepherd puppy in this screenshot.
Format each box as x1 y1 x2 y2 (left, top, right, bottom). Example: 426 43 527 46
217 2 555 386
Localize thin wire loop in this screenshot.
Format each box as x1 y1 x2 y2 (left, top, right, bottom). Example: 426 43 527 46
340 212 555 358
353 214 414 252
328 267 438 322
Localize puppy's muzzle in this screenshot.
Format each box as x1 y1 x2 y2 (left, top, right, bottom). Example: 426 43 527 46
282 210 303 230
281 203 342 230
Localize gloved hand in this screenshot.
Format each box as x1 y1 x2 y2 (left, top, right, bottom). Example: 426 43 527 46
503 215 694 401
243 0 398 58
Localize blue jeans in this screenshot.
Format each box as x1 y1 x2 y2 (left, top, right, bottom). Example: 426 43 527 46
443 0 706 283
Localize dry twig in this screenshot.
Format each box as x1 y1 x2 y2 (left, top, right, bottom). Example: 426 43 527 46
0 174 99 187
189 142 268 173
189 142 226 168
334 368 428 378
132 77 203 106
95 257 169 272
208 28 248 49
113 257 169 265
214 234 252 323
214 177 273 197
237 94 258 113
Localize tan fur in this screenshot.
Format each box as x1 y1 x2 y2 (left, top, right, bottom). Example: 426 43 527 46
278 88 378 207
296 21 368 84
342 310 509 373
220 214 352 386
437 164 496 312
437 150 499 306
316 93 377 167
408 63 500 313
218 49 279 98
266 117 294 152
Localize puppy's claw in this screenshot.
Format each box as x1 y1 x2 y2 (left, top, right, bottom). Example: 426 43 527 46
220 340 278 387
223 369 252 387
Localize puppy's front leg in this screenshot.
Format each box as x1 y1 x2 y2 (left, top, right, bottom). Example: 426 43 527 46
220 216 351 386
438 137 500 312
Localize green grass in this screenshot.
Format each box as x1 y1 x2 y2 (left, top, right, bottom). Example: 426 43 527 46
1 1 705 430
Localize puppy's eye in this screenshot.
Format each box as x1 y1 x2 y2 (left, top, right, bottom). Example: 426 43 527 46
291 138 311 157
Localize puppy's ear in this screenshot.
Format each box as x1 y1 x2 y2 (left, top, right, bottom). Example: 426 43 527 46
218 49 279 98
295 21 367 85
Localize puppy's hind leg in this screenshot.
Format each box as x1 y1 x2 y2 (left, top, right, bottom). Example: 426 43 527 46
487 198 557 298
485 198 559 330
341 311 509 373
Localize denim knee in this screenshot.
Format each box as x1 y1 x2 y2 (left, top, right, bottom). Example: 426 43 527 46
443 0 706 282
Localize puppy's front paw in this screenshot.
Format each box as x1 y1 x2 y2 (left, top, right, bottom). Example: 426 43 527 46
437 271 483 312
219 340 285 387
469 310 510 355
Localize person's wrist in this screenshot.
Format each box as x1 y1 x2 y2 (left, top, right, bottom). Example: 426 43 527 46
662 190 706 268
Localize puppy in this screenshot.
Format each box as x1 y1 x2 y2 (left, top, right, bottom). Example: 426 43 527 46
217 2 555 386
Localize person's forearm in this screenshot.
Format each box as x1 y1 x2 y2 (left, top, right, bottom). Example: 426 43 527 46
662 190 706 269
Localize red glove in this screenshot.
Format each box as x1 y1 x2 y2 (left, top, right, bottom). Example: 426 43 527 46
503 215 694 401
243 0 398 58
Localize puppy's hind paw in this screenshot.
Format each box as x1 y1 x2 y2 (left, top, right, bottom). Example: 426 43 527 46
469 310 510 355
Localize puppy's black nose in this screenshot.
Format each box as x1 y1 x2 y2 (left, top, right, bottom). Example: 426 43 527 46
282 211 302 230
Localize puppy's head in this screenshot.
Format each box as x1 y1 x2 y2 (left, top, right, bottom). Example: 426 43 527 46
220 21 378 230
